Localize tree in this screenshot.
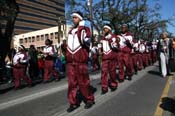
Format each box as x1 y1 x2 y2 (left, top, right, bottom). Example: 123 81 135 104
0 0 19 74
65 0 173 41
65 0 105 36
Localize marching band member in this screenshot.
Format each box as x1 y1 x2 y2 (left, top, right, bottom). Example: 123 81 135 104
138 39 146 70
117 24 134 81
99 24 119 94
66 11 95 112
43 39 60 82
13 45 32 89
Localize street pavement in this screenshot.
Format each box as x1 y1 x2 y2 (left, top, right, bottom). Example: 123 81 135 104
0 63 175 116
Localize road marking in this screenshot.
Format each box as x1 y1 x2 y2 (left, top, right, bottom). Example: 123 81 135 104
154 76 172 116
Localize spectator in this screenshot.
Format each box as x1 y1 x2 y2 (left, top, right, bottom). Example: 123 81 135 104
28 45 38 81
4 49 15 83
157 32 173 77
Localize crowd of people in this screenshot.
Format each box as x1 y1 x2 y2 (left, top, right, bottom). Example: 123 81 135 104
65 11 175 112
1 39 67 88
0 11 175 113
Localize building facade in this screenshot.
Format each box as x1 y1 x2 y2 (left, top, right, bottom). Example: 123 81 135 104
13 24 72 51
15 0 65 34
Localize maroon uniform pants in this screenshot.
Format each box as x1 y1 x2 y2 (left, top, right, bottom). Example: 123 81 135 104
13 65 31 88
131 53 138 73
101 59 118 91
138 53 144 70
152 50 157 63
44 60 59 81
147 52 152 65
67 63 94 105
92 54 99 71
144 53 150 67
118 52 133 80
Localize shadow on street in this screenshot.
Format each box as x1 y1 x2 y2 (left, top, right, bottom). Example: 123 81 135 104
160 97 175 114
148 70 161 77
0 87 13 94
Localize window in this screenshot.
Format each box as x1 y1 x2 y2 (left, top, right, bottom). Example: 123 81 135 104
41 35 44 41
36 35 40 41
28 37 31 43
50 33 54 39
19 39 23 44
45 34 49 40
41 46 45 51
55 32 58 39
32 36 35 42
25 38 28 43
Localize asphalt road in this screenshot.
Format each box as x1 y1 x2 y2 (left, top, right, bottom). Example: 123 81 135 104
0 63 174 116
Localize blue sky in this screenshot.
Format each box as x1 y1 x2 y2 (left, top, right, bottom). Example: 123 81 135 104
148 0 175 35
159 0 175 35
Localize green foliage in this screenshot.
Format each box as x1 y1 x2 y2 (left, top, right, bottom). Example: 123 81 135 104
66 0 173 39
0 0 19 21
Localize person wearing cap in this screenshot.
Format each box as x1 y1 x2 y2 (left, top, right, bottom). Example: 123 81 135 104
43 39 60 82
13 45 32 89
4 48 16 83
66 11 95 112
157 32 173 77
99 24 119 94
117 24 134 81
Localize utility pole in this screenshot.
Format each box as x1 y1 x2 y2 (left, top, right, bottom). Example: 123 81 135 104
56 16 65 54
87 0 93 43
57 17 61 44
57 16 66 43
